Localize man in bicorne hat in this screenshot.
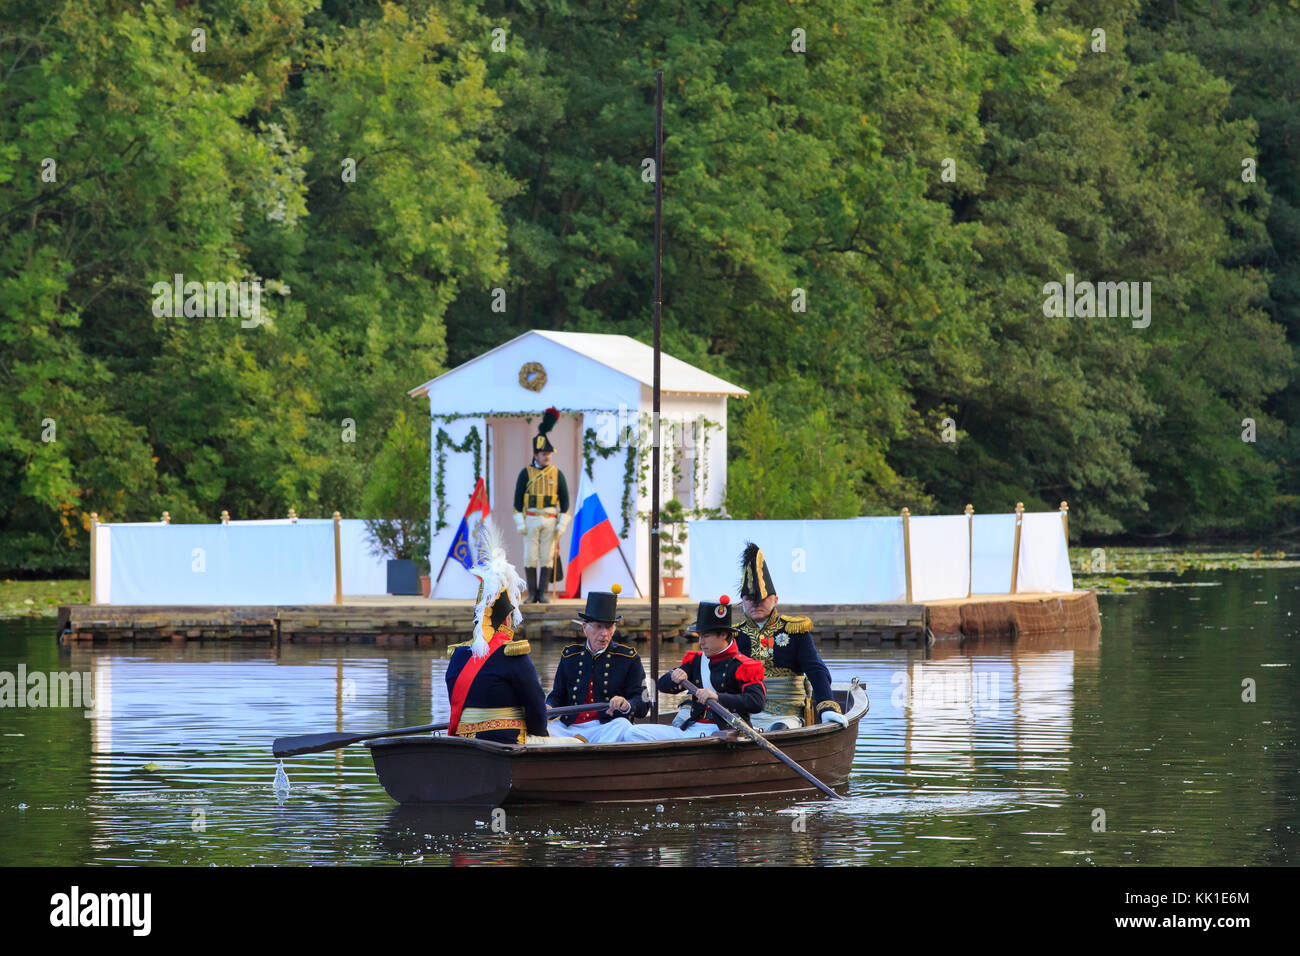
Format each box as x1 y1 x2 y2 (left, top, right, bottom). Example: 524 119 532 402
628 595 766 740
545 584 649 743
445 521 579 746
513 407 570 604
734 541 846 730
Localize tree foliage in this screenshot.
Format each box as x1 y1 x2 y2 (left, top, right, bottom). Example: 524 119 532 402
2 0 1297 572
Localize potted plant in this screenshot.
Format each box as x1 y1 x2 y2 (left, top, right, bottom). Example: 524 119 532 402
362 410 431 596
659 497 687 597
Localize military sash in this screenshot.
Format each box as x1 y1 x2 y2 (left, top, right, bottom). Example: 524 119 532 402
448 631 512 736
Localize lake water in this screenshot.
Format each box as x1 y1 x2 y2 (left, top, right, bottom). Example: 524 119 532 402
1 569 1296 866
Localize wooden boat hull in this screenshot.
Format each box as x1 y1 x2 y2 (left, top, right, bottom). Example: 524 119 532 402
365 685 869 804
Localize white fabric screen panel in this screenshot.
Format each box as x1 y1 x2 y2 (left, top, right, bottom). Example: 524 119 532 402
906 515 970 601
105 523 337 605
1015 512 1074 593
971 513 1017 594
687 518 906 604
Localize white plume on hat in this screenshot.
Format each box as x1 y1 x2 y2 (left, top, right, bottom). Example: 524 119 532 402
468 518 525 657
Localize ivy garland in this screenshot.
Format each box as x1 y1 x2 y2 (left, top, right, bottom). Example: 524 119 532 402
582 426 622 480
433 426 482 531
620 443 636 539
581 426 637 539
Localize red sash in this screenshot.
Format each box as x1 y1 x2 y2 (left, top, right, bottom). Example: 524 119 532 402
448 631 512 736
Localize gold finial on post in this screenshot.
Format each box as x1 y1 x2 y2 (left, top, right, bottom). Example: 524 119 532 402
220 509 230 525
901 507 913 603
1060 500 1069 543
161 511 170 524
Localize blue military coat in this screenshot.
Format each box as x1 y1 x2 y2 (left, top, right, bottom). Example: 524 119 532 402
547 640 649 725
734 612 840 719
446 636 549 744
656 641 766 726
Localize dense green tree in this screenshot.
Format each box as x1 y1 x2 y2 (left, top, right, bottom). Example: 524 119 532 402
3 0 1299 573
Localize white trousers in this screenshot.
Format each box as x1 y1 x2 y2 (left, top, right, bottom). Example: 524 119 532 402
622 721 721 742
523 509 558 569
546 717 637 743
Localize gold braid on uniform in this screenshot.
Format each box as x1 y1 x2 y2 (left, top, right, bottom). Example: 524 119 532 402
816 700 843 714
783 615 813 634
446 621 519 658
504 640 531 656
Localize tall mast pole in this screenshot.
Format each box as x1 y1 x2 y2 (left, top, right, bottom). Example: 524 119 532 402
650 70 664 720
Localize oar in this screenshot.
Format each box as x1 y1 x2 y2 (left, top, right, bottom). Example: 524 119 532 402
678 679 845 800
272 702 610 757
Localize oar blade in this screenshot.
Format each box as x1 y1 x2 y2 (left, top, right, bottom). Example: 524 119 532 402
272 732 360 757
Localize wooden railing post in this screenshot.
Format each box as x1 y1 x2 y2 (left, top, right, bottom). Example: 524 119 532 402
965 503 974 598
901 507 913 603
333 511 343 605
1010 501 1024 594
89 512 99 606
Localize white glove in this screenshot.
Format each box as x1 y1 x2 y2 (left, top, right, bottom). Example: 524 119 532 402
557 512 571 535
820 711 848 727
513 512 525 534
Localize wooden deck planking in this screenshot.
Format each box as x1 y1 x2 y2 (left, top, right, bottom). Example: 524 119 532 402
56 590 1096 644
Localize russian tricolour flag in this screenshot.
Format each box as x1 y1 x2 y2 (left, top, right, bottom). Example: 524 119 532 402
561 472 620 598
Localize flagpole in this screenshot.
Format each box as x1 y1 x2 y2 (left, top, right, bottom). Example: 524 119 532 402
650 70 664 720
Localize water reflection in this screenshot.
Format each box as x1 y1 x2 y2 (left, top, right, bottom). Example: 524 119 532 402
2 572 1298 865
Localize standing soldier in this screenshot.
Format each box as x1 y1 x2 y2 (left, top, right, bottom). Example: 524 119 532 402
734 542 847 730
513 407 570 603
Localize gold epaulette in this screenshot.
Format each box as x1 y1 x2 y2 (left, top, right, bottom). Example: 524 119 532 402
816 699 842 714
504 640 532 656
609 642 638 658
446 641 472 659
783 615 814 634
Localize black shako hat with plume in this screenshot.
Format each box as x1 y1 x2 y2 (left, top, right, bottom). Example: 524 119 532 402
687 595 736 635
739 542 776 603
532 407 560 455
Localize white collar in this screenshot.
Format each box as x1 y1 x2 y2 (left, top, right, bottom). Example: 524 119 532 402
587 639 610 657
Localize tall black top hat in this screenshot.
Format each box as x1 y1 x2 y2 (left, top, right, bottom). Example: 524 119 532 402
739 542 776 602
532 407 560 455
576 584 623 624
687 595 736 635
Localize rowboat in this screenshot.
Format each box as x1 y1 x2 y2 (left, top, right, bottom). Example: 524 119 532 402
364 682 868 804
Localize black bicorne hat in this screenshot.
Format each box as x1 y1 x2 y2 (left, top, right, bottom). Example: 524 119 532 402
532 407 560 454
576 584 623 624
687 595 736 635
739 542 776 602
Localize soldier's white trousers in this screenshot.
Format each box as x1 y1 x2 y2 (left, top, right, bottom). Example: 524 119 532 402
523 508 558 569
